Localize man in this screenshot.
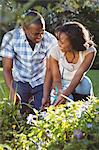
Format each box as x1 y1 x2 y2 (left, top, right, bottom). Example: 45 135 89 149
1 11 57 114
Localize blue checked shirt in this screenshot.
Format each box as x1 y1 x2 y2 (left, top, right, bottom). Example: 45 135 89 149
1 27 57 88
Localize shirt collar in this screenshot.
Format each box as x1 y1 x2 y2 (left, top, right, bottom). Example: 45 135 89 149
19 27 27 41
19 27 45 48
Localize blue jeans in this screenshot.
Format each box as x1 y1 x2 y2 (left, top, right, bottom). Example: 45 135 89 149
61 76 93 95
13 81 43 114
75 76 93 95
51 76 93 104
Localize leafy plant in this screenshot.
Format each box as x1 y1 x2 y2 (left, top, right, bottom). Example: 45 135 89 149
0 96 98 149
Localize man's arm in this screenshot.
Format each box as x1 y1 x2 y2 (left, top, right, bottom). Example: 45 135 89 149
2 57 15 101
2 57 13 89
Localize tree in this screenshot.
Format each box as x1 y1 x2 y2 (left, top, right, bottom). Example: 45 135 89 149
0 0 99 68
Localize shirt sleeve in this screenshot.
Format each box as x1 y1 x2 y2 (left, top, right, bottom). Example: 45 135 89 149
83 46 97 57
49 45 60 61
46 33 58 58
0 31 15 58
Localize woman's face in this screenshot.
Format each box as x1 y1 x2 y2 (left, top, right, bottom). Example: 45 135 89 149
58 32 72 53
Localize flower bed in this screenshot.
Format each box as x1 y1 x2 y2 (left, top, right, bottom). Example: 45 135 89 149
0 97 99 150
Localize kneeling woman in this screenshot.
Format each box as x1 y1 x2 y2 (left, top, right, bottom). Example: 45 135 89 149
42 22 97 107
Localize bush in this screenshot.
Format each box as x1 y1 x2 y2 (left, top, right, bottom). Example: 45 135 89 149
0 96 99 150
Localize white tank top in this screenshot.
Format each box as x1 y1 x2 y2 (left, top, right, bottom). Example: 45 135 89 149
49 45 96 82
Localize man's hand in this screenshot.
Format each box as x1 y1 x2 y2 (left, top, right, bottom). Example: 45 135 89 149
9 87 20 105
2 57 20 105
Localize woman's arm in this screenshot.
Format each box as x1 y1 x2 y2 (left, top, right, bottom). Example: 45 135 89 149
43 57 52 99
42 57 52 108
54 51 96 106
50 56 62 90
42 56 62 108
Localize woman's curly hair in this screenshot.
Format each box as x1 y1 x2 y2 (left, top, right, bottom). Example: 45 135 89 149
55 22 95 51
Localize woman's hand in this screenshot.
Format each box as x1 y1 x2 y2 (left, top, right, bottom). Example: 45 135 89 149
54 94 66 106
41 98 50 110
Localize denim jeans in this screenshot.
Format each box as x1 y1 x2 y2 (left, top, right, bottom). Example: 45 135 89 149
62 76 93 95
50 76 93 104
13 81 43 114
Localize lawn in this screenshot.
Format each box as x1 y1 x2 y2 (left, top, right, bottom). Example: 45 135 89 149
0 68 9 99
0 68 99 99
86 70 99 98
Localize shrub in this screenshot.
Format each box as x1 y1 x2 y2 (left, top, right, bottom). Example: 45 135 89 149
0 96 99 149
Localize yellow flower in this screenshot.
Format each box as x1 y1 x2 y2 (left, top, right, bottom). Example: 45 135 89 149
12 124 16 129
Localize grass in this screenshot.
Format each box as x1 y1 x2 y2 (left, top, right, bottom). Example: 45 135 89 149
87 70 99 98
0 68 9 99
0 68 99 99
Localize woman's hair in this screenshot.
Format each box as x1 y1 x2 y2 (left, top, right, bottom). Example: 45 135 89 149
22 10 45 29
55 22 95 51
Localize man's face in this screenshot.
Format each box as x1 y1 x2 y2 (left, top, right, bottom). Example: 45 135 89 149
24 24 45 43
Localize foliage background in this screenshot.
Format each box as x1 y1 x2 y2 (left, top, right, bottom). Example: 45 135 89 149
0 0 99 69
0 95 99 150
0 1 99 149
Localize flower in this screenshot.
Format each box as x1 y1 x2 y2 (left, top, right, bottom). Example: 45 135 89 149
45 129 52 138
12 124 16 129
27 114 37 125
84 101 91 109
87 123 93 128
76 101 91 118
40 111 47 119
74 129 83 140
76 110 82 118
80 105 86 112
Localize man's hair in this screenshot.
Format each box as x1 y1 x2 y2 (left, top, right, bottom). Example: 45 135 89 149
22 10 45 28
55 22 95 51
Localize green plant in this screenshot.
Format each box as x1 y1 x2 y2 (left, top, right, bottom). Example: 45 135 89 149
0 95 99 150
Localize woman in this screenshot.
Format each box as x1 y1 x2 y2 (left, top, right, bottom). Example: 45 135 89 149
42 22 97 107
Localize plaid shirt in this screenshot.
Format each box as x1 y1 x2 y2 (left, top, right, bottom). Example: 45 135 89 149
1 27 57 88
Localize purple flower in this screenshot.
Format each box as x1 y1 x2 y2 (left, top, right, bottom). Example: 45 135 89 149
80 105 86 112
27 114 37 125
40 111 47 119
74 129 83 140
76 110 82 118
87 123 93 128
